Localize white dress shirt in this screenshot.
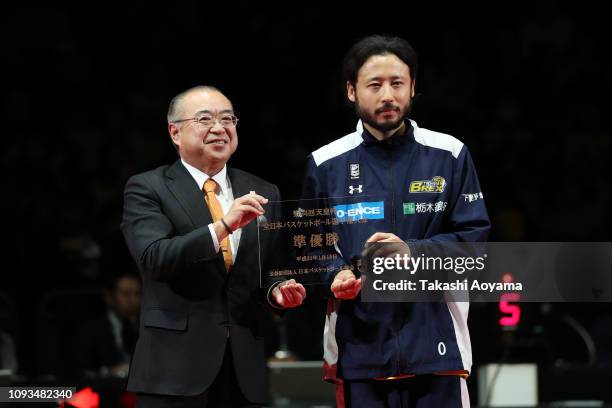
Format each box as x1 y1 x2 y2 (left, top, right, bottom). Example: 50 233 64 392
107 310 129 363
181 160 282 307
181 159 241 261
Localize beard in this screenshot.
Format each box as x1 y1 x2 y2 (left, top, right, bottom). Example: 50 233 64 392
355 97 412 133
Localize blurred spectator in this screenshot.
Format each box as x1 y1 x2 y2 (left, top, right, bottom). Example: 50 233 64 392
58 231 103 283
0 330 18 375
75 271 141 378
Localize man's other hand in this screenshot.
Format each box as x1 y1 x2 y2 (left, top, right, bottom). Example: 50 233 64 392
272 279 306 308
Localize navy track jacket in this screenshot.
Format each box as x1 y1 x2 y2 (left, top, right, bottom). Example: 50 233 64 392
301 119 491 380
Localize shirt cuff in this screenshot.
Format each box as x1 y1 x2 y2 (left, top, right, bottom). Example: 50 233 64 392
208 223 221 254
267 281 284 309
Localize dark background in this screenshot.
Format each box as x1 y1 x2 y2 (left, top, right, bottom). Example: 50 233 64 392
1 1 611 403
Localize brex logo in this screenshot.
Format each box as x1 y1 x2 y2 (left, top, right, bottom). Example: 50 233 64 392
410 176 446 193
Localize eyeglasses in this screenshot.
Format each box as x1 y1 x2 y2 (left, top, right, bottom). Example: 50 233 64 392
173 113 239 128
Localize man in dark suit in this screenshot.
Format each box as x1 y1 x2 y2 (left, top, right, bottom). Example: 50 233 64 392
121 85 306 407
75 271 141 378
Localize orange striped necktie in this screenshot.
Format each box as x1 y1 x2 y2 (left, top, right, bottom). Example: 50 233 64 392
203 178 233 272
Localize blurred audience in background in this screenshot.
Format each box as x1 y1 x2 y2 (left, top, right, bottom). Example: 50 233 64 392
75 271 141 378
0 330 18 376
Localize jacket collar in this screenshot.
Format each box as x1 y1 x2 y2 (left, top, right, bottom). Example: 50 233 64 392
164 160 213 228
180 159 230 195
359 119 415 147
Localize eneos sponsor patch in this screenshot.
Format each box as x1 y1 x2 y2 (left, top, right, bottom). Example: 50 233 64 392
333 201 384 223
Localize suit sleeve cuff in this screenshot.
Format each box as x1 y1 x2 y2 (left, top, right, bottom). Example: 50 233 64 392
208 223 221 253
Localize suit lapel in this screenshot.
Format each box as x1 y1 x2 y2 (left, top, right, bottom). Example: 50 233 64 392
165 160 213 229
228 168 257 269
165 163 258 274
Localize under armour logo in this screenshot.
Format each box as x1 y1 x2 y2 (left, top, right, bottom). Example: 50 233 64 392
348 185 363 195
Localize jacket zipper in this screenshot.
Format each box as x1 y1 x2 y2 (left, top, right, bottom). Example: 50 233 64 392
389 142 396 231
389 141 401 375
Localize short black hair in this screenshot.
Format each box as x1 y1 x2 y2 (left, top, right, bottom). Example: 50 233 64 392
104 270 141 292
167 85 222 124
342 35 418 88
166 85 224 153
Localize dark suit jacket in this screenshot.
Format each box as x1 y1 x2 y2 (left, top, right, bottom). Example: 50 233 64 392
74 311 137 375
121 160 282 402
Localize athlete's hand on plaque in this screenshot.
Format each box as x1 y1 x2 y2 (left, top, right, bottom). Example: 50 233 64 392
362 232 411 259
331 269 362 299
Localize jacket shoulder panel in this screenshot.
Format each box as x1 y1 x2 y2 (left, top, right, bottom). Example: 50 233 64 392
312 131 363 166
413 123 464 159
